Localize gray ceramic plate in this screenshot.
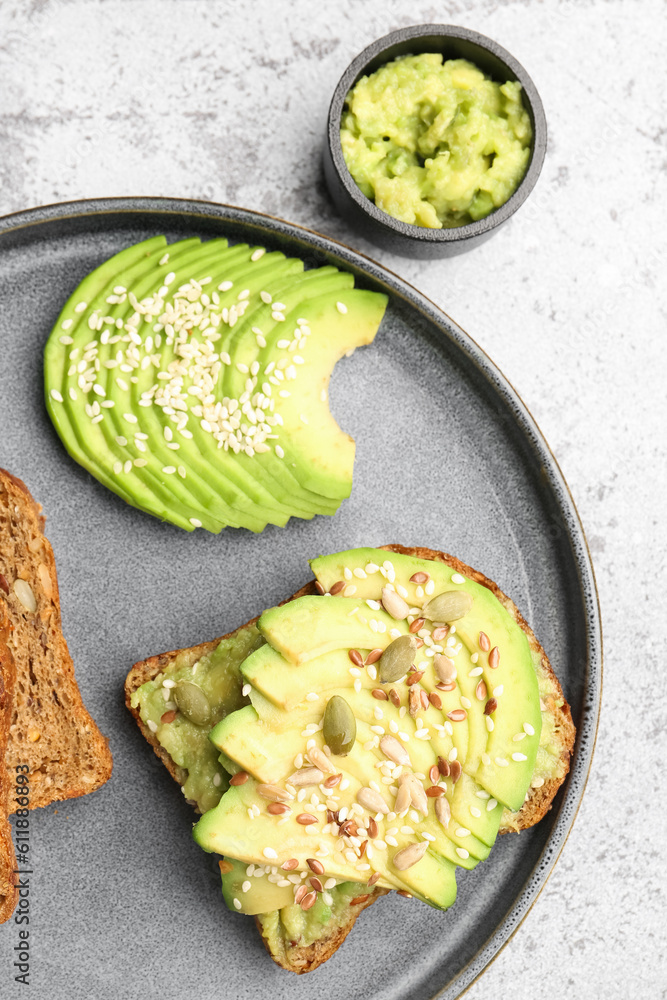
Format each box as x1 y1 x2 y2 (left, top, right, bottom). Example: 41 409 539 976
0 198 600 1000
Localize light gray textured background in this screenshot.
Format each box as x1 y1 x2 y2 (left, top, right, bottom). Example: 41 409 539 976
0 0 665 997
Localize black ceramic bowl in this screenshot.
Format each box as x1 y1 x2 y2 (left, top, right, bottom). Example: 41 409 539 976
324 24 547 259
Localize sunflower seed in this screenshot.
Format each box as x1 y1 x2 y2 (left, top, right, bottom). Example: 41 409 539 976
308 747 336 774
399 773 428 816
287 767 325 787
381 586 409 620
257 783 294 801
357 787 389 814
392 840 428 871
435 796 451 828
379 735 411 766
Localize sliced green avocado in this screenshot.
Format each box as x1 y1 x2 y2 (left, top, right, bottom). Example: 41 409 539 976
79 241 306 531
220 858 294 915
131 548 552 934
310 548 542 811
215 265 354 515
45 238 387 532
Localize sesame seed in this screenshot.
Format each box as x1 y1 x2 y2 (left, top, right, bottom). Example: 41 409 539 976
512 752 528 762
74 301 87 313
523 722 535 735
336 301 347 314
495 757 509 767
451 573 465 584
147 720 158 733
233 898 242 910
263 848 278 860
251 248 265 261
162 466 176 475
242 684 251 697
50 389 63 403
456 847 469 859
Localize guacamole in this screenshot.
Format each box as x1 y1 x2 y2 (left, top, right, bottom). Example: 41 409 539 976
340 54 532 229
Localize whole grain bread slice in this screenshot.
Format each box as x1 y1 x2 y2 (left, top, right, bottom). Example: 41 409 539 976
0 469 113 813
0 600 18 923
125 544 575 972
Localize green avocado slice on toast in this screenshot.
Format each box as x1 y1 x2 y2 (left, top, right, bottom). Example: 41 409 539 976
126 545 575 973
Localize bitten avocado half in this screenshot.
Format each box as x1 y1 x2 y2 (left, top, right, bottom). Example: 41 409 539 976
44 237 387 532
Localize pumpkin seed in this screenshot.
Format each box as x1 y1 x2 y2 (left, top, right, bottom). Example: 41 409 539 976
381 586 409 620
392 840 428 871
323 696 356 755
379 635 417 683
434 654 457 685
173 681 211 726
435 796 451 829
422 590 473 623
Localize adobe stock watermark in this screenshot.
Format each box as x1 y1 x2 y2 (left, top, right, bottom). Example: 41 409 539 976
12 766 32 986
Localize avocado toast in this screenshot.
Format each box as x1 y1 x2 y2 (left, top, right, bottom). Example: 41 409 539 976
126 545 574 973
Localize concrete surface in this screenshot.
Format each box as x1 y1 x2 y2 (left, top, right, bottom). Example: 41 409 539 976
0 0 664 996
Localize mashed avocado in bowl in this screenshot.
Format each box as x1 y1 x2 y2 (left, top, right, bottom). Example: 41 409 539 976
340 53 532 230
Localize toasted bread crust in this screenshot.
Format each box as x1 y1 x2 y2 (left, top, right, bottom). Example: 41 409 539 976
0 602 18 923
0 469 113 810
254 887 390 974
125 545 575 971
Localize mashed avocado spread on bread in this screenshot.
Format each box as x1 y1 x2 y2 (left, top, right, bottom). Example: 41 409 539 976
128 546 574 973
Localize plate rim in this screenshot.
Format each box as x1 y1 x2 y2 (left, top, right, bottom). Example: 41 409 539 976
0 195 602 999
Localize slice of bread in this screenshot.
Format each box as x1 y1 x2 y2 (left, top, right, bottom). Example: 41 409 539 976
0 469 113 810
125 545 575 972
0 601 18 923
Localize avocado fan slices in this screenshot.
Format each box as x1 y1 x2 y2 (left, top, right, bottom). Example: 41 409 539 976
127 545 575 970
44 237 387 532
193 547 546 911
